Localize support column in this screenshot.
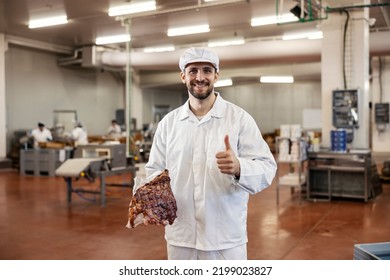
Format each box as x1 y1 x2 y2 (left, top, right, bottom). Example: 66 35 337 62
125 19 132 158
0 34 7 159
320 4 370 149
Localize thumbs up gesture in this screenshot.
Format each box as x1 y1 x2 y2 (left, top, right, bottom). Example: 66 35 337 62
215 135 240 177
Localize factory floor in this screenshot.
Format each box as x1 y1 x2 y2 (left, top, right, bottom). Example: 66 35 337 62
0 165 389 260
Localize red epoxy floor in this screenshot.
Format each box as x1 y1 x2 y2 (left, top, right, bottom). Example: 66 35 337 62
0 168 389 260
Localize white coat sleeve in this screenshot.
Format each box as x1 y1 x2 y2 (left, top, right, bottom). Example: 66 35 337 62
232 116 277 194
144 123 167 178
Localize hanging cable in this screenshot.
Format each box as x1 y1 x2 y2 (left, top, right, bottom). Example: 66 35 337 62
342 9 350 90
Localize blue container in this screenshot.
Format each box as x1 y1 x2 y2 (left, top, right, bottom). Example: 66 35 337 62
331 129 347 152
354 242 390 260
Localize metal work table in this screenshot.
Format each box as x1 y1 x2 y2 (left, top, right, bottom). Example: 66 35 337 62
307 149 381 202
56 158 138 207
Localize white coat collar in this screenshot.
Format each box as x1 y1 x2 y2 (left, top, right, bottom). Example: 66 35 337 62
177 92 226 121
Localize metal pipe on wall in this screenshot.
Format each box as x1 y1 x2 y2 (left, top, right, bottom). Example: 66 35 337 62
124 18 132 158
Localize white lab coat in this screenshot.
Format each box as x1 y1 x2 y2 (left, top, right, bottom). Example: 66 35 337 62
145 93 277 251
107 124 121 136
71 127 88 146
30 128 52 148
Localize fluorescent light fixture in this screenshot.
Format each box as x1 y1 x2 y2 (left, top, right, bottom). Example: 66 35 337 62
251 14 298 26
215 79 233 87
28 15 68 29
282 31 323 40
108 1 156 17
282 33 307 40
307 31 323 40
167 24 210 37
260 76 294 83
143 45 175 53
95 34 131 45
208 37 245 47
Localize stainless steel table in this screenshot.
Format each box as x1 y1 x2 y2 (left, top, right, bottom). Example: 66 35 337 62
56 158 138 207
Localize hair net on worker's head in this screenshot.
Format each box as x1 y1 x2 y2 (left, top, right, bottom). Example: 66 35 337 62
179 47 219 72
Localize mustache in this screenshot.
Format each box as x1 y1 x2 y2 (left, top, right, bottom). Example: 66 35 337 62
192 81 209 86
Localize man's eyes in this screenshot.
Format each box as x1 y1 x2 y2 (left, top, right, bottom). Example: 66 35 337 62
188 69 213 74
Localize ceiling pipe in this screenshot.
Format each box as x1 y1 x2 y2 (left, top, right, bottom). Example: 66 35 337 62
377 0 390 29
116 0 248 20
326 2 390 13
325 2 390 32
57 58 83 66
5 35 73 55
101 51 129 67
57 48 82 65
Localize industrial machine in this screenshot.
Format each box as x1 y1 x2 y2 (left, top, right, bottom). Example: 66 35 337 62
73 143 127 168
55 143 138 207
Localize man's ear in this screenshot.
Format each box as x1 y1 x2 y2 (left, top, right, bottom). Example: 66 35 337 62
214 71 219 82
180 72 186 84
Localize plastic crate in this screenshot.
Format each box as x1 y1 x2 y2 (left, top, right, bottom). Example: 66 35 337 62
354 242 390 260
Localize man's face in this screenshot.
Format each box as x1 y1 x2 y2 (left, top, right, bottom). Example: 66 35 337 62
180 62 219 100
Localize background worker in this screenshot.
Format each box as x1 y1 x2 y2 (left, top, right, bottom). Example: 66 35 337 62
71 122 88 147
107 119 121 137
29 122 52 148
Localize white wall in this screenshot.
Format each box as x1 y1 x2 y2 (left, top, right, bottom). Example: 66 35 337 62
211 82 321 134
139 63 322 134
139 81 321 134
142 88 185 125
5 46 124 152
371 56 390 153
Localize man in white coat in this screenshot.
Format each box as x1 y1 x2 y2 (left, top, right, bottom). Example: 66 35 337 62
145 47 277 260
71 122 88 147
29 122 53 148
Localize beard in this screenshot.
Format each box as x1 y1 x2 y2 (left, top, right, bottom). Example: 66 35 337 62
187 81 214 100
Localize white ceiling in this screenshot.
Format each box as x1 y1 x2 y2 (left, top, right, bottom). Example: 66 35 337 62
1 0 390 75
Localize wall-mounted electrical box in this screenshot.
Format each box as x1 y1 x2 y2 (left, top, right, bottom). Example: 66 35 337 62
375 103 389 124
332 89 359 129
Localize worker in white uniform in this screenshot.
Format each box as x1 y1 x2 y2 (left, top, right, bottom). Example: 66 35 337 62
145 47 277 260
107 119 122 138
71 122 88 147
29 122 53 148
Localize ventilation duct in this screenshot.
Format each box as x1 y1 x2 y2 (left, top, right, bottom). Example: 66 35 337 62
81 46 101 67
101 51 128 67
57 46 128 69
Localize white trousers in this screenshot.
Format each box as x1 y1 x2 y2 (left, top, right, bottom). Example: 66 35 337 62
167 244 247 260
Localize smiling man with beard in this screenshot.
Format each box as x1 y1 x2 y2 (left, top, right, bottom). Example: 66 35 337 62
145 47 277 260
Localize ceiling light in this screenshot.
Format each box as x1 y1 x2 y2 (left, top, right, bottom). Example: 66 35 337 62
95 34 131 45
282 34 307 40
108 1 156 17
251 14 298 27
260 76 294 84
143 45 175 53
167 24 210 37
282 31 323 40
307 31 323 40
208 37 245 47
28 15 68 29
215 79 233 87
